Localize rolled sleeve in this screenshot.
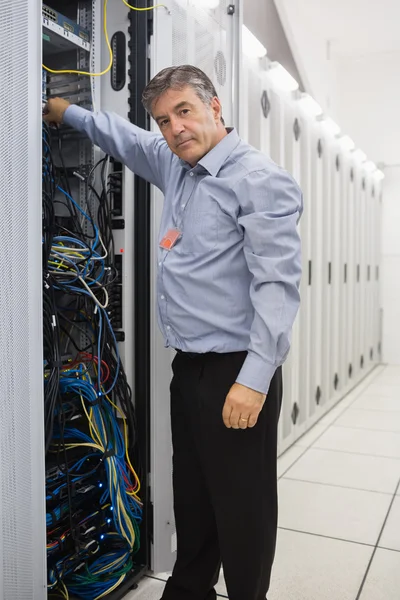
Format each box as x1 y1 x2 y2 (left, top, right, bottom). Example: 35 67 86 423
234 166 303 395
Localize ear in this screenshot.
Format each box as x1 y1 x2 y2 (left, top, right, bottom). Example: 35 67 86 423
210 96 222 122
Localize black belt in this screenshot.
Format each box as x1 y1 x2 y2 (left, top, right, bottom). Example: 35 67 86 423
175 349 202 359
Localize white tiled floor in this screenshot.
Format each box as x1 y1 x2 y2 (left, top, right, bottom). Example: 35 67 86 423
127 365 400 600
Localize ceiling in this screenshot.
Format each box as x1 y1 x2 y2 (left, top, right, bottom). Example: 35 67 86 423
273 0 400 165
279 0 400 58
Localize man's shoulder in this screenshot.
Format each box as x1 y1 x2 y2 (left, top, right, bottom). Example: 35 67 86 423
227 139 292 185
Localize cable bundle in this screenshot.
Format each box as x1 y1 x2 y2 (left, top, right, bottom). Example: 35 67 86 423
43 123 142 600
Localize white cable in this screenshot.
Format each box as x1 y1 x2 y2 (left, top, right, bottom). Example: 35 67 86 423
78 276 109 309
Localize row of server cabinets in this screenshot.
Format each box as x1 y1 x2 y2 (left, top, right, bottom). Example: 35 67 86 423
241 57 382 451
0 0 382 599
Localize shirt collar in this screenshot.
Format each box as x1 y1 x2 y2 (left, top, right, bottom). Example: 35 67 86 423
179 128 241 177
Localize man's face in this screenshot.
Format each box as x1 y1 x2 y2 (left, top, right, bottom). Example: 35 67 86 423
152 86 225 166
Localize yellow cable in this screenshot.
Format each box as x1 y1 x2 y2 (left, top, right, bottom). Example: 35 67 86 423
122 0 167 11
60 581 69 600
42 0 112 77
93 574 126 599
42 0 168 78
81 397 103 448
104 393 142 500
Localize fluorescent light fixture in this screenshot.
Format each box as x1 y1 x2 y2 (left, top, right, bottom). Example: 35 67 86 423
338 135 355 152
196 0 220 9
320 117 341 137
375 169 385 181
266 62 299 92
297 94 323 117
242 26 267 58
363 160 377 173
351 149 367 163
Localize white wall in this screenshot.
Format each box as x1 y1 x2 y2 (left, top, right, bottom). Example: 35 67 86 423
332 53 400 165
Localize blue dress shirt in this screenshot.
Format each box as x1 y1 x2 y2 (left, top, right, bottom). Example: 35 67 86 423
64 105 303 394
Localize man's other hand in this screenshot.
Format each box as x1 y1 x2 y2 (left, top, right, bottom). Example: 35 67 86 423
222 383 266 430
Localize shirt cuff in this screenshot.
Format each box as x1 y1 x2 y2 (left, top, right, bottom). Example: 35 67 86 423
63 104 89 129
235 352 277 395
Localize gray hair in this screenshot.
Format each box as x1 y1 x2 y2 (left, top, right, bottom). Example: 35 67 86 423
142 65 225 125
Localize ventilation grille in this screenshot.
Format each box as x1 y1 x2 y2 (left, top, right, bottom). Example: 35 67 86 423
0 0 46 597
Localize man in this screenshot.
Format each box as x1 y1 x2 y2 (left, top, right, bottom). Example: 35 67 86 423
44 65 302 600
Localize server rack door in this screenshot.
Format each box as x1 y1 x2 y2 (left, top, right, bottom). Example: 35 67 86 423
320 133 333 409
0 0 47 597
352 168 362 380
298 117 313 432
148 5 176 576
368 181 379 367
331 148 343 396
378 183 383 362
345 164 356 386
309 126 324 420
149 0 241 574
375 181 383 362
364 176 374 371
358 171 368 380
339 157 351 390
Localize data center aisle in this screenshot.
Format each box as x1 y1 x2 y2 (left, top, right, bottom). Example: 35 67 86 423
128 364 400 600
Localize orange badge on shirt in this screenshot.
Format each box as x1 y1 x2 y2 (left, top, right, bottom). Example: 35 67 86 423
159 228 182 251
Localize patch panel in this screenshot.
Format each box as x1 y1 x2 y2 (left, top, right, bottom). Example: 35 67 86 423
42 4 91 54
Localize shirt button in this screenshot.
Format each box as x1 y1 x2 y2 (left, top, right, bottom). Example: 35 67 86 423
161 295 165 300
158 261 162 266
190 172 194 177
166 325 171 330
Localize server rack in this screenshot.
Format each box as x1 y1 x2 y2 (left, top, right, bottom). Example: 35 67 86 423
0 0 155 597
148 0 242 575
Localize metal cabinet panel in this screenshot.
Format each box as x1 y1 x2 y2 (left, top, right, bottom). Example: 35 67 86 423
0 0 46 597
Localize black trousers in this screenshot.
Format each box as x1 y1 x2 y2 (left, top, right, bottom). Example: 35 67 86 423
161 351 283 600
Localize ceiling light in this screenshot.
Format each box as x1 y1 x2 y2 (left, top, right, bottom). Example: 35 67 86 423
297 94 323 118
363 160 377 173
351 149 367 163
320 117 341 137
242 26 267 58
338 135 355 152
266 62 299 92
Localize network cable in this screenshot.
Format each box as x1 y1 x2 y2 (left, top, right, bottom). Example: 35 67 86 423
42 123 142 598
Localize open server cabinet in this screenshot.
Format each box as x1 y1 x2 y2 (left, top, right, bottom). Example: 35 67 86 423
0 0 241 598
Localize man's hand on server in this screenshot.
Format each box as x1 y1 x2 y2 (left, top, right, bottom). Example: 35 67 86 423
43 97 71 125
